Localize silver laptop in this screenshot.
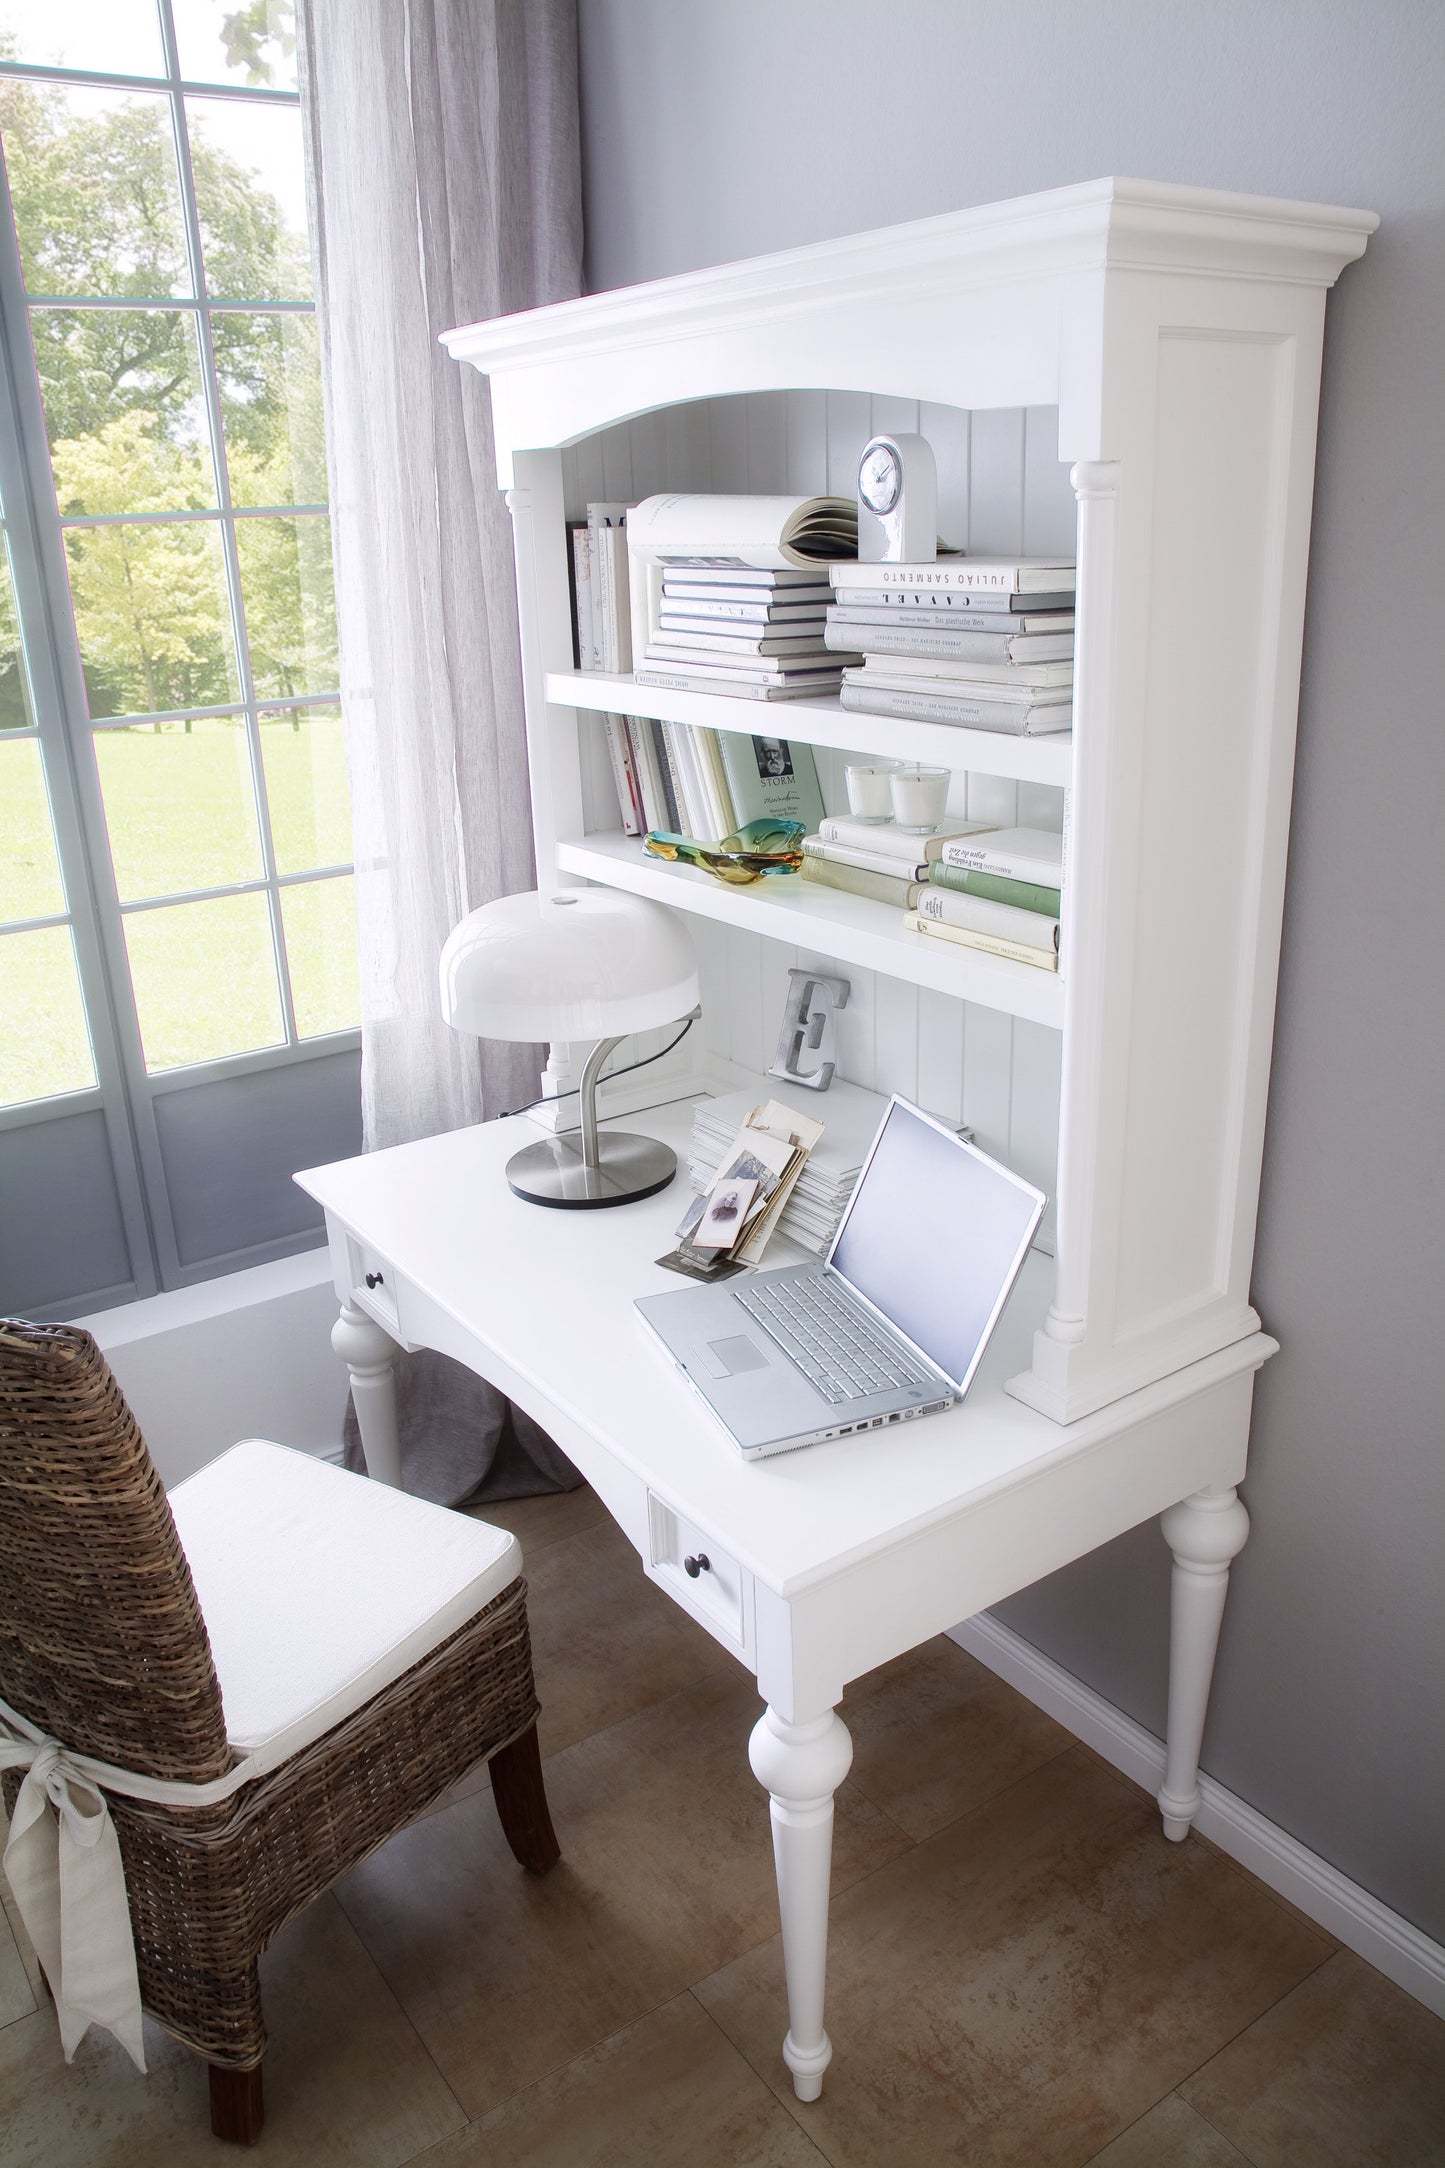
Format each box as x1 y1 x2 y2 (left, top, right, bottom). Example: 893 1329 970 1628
635 1095 1046 1459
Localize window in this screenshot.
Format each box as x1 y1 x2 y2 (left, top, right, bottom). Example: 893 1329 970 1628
0 1 361 1316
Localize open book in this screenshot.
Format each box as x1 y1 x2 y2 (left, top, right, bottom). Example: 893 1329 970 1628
628 493 859 569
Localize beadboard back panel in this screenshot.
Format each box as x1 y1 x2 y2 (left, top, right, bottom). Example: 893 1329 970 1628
560 393 1073 1239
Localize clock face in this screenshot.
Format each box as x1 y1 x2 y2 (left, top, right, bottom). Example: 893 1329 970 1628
859 442 901 515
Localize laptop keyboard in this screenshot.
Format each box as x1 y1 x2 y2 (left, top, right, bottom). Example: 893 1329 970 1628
735 1273 934 1405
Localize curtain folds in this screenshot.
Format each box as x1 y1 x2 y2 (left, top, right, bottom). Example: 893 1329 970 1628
299 0 584 1503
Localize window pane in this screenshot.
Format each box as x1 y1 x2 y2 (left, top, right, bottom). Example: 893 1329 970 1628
170 0 298 92
0 81 190 299
259 704 348 872
32 308 218 514
280 874 357 1038
65 518 238 716
0 736 65 920
0 0 165 77
214 310 324 506
236 511 335 698
186 95 310 301
94 718 262 899
0 924 96 1103
0 537 35 727
123 890 282 1069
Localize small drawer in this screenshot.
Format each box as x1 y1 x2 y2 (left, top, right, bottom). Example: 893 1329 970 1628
344 1233 402 1335
646 1493 754 1662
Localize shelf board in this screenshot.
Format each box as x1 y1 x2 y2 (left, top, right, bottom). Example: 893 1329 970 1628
556 831 1066 1029
546 670 1073 789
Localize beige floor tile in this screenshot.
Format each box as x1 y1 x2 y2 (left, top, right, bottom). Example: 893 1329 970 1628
0 1898 37 2029
419 1992 830 2167
842 1636 1074 1841
0 1895 464 2168
1181 1947 1445 2167
465 1483 609 1558
1085 2092 1252 2165
1 1857 46 2009
425 1513 741 1821
698 1747 1332 2168
337 1666 912 2122
525 1517 740 1761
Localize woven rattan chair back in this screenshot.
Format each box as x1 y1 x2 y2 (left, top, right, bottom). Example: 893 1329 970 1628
0 1318 232 1783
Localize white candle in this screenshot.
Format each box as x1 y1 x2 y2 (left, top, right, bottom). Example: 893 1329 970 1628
844 762 899 821
889 764 950 832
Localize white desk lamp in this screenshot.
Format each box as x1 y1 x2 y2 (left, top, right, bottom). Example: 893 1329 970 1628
439 887 699 1208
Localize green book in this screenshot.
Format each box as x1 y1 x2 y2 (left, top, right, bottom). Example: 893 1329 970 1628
929 862 1061 917
718 731 825 833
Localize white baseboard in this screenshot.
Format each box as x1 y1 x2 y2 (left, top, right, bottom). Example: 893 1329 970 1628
949 1612 1445 2021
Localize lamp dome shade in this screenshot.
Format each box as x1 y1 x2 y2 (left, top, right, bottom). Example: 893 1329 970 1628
439 888 699 1043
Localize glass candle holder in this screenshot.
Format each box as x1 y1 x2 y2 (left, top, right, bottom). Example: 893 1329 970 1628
844 760 899 822
889 764 951 832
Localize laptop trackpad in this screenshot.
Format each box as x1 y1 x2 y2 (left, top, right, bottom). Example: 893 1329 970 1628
697 1334 771 1379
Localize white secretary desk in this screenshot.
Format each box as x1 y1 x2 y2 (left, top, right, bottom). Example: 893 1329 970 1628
299 177 1374 2103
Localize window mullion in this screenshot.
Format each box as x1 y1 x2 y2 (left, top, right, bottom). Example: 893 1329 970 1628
157 0 300 1048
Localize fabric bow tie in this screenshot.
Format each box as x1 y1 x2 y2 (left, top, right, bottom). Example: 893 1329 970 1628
0 1726 147 2072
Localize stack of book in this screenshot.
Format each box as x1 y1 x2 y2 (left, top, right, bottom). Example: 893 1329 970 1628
823 558 1076 735
688 1079 890 1257
635 563 853 701
905 826 1064 972
604 718 825 845
798 816 1063 973
799 814 996 909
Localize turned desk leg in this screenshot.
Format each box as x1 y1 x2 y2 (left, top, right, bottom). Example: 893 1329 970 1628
1158 1485 1250 1840
749 1704 853 2102
332 1302 402 1487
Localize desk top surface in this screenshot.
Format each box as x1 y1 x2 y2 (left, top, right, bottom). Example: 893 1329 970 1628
297 1099 1272 1599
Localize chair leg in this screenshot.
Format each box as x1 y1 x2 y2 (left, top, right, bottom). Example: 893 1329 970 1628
489 1720 560 1874
209 2062 265 2145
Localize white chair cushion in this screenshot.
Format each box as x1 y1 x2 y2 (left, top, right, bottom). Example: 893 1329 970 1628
168 1440 521 1778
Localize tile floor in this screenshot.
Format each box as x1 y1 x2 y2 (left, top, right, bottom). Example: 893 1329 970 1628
2 1484 1442 2167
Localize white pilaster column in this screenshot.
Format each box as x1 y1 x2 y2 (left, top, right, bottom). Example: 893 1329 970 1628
1157 1485 1250 1839
749 1704 854 2102
331 1302 402 1488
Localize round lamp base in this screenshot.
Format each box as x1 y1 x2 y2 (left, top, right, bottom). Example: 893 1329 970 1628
505 1131 678 1210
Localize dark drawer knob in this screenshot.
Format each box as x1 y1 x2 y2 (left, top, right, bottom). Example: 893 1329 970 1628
683 1553 710 1579
364 1271 384 1289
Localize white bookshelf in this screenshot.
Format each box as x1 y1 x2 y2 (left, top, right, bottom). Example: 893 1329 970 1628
446 177 1373 1424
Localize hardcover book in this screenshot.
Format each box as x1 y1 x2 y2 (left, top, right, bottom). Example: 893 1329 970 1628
936 826 1064 885
719 732 825 832
839 683 1072 735
829 557 1075 595
904 911 1060 972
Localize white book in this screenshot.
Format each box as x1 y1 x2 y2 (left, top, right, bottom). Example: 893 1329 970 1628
645 644 843 678
594 523 633 672
850 657 1075 691
829 557 1075 595
814 815 993 862
571 526 599 670
653 625 833 654
657 595 832 621
839 683 1071 735
937 826 1065 885
825 620 1074 663
602 714 642 836
831 586 1075 615
634 667 843 701
631 493 858 569
911 883 1060 951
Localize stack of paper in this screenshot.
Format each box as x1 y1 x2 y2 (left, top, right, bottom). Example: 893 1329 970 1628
688 1078 891 1257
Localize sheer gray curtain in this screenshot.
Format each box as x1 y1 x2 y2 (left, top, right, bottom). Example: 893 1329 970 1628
299 0 584 1503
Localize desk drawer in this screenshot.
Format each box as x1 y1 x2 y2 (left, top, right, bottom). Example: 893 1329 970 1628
343 1232 403 1337
646 1494 754 1662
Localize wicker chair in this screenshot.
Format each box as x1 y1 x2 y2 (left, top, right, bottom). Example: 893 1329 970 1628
0 1318 559 2144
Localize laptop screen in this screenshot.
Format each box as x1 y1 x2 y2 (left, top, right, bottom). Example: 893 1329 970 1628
828 1099 1045 1392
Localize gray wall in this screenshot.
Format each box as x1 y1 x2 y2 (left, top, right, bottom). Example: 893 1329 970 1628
576 0 1445 1940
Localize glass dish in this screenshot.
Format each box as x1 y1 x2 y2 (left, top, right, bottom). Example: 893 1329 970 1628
644 819 805 884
